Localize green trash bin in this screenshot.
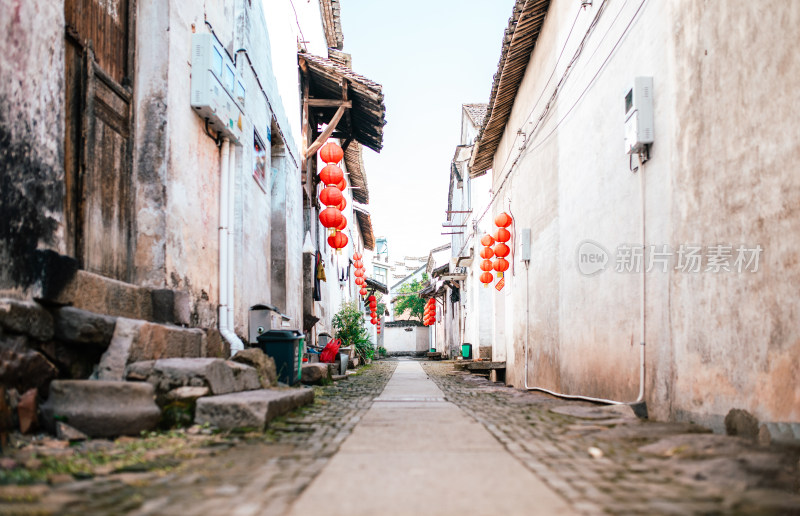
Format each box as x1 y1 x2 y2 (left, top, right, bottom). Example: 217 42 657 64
461 343 472 359
256 330 304 385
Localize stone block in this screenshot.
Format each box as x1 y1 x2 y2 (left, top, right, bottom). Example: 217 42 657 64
55 421 87 441
0 299 54 341
173 291 192 326
127 322 204 363
204 329 229 358
301 363 330 385
128 358 260 402
52 307 116 346
230 347 277 387
0 335 58 395
36 341 100 379
150 289 174 324
725 408 760 440
40 380 160 437
96 318 144 381
17 389 37 434
195 388 314 431
49 270 153 321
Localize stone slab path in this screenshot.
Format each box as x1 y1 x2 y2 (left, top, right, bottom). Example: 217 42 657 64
288 360 574 515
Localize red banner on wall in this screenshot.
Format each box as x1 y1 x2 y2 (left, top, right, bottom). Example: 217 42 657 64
495 278 505 291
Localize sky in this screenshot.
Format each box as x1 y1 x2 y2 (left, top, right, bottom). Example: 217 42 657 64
340 0 512 259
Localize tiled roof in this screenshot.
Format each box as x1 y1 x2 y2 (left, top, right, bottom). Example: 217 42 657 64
471 0 551 176
463 103 489 128
344 142 369 204
320 0 344 50
354 207 375 251
299 52 386 153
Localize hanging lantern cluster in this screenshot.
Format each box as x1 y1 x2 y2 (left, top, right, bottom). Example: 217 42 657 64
493 212 512 279
353 251 368 297
423 298 436 326
377 317 382 335
318 142 348 253
368 295 378 325
479 233 495 288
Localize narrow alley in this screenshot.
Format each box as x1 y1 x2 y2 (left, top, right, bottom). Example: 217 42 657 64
2 358 798 515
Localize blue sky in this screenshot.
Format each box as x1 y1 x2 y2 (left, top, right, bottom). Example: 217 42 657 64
340 0 512 258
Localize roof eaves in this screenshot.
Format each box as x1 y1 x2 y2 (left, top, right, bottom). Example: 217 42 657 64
471 0 551 176
319 0 344 50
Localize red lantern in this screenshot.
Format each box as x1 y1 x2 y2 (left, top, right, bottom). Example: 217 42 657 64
480 234 495 247
480 247 494 260
371 317 378 325
338 197 347 211
480 271 494 287
480 259 493 272
328 231 348 251
494 227 511 243
354 268 364 277
353 252 362 261
336 216 347 232
493 258 509 278
368 295 376 302
495 212 512 228
353 260 363 269
369 301 377 309
319 186 343 207
359 287 368 296
355 277 365 286
319 207 343 231
337 177 347 191
320 164 344 185
320 142 343 164
494 242 510 258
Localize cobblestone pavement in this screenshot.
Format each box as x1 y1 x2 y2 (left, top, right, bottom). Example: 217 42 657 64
422 361 800 515
0 361 396 516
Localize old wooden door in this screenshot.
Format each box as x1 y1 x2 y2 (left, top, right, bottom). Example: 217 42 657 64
64 0 134 281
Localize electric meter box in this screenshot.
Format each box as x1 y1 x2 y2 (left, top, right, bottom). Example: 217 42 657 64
191 33 245 142
623 77 654 154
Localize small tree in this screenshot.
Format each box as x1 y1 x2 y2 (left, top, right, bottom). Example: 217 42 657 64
393 274 429 322
332 301 374 362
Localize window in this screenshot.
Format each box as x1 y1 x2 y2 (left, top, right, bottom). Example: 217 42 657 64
253 131 268 193
223 65 235 92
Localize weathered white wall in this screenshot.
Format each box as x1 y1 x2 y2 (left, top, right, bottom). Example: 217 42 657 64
488 0 800 429
384 326 429 354
0 0 66 294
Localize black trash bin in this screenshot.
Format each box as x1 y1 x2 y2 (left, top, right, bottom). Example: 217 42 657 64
256 330 305 385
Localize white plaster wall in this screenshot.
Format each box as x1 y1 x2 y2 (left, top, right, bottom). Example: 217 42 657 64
384 326 429 354
486 0 800 426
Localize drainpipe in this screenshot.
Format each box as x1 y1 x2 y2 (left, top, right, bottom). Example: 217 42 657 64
522 159 647 414
219 138 242 355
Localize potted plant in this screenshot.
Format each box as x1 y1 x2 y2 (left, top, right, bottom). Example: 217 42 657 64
332 302 374 365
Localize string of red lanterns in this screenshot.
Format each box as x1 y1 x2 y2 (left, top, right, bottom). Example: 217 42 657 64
493 212 512 279
423 298 436 326
479 233 495 288
318 142 348 254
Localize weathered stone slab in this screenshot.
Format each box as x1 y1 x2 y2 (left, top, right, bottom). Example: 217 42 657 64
96 318 144 380
48 270 153 322
40 380 160 437
127 322 204 363
127 358 260 398
230 347 277 387
0 335 58 395
301 363 330 385
0 299 54 341
52 307 116 346
194 388 314 431
465 361 506 371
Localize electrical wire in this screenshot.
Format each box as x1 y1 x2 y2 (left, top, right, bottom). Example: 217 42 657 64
458 0 648 258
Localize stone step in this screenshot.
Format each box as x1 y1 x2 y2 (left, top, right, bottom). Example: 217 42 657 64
126 358 261 403
465 361 506 371
194 388 314 431
43 270 191 326
40 380 161 437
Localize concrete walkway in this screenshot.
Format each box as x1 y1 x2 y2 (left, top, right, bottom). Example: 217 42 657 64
288 360 574 515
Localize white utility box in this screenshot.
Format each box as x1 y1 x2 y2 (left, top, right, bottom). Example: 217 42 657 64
624 77 654 154
191 33 245 142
